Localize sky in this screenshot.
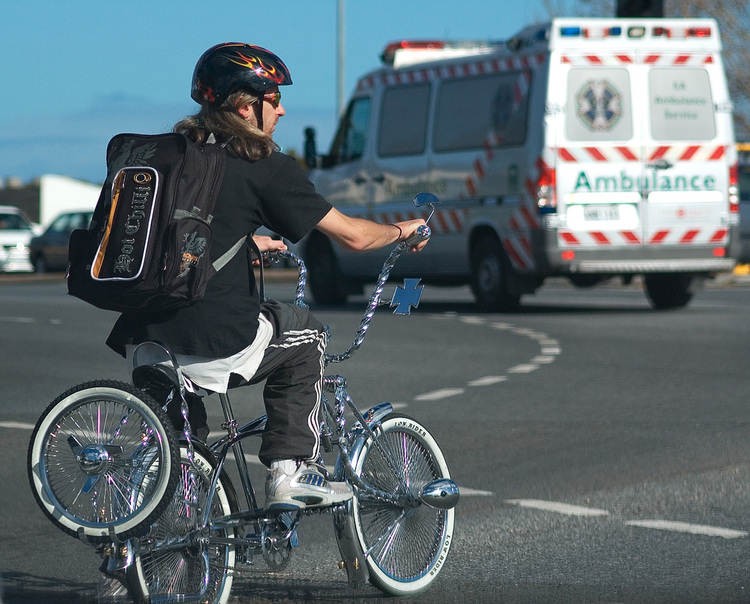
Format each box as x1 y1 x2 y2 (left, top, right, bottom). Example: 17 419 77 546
0 0 552 185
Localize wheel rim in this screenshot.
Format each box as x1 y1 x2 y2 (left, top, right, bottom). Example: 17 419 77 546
355 426 451 585
477 254 501 295
37 395 168 530
134 448 235 604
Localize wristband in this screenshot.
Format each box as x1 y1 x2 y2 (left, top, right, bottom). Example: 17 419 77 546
389 223 403 241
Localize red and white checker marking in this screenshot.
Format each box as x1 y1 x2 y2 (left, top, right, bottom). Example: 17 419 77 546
559 226 729 247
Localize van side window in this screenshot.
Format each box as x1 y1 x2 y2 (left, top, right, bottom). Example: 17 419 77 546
326 97 371 165
565 68 633 141
378 84 431 157
649 68 715 141
434 71 531 152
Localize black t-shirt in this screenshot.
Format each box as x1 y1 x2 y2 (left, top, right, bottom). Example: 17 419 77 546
106 149 332 358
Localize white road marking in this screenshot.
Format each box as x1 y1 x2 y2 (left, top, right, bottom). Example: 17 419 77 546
468 376 507 387
490 322 514 330
460 316 486 325
506 499 609 517
625 520 748 539
507 364 539 373
0 316 62 324
459 487 493 496
0 421 34 430
531 356 557 364
510 327 537 336
414 388 466 401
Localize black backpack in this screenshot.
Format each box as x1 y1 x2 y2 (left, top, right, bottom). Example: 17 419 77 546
67 132 245 314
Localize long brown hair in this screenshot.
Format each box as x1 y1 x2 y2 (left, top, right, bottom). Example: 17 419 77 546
173 91 278 161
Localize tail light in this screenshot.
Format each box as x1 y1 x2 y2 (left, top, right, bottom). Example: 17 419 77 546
537 163 557 213
729 163 739 213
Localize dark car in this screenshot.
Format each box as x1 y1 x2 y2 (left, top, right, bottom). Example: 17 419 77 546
30 210 93 273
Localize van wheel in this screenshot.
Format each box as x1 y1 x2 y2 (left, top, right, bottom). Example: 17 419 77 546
33 254 48 274
307 236 348 306
644 273 694 310
470 236 520 312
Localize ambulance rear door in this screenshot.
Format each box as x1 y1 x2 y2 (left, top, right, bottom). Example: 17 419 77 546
639 49 732 257
555 57 643 255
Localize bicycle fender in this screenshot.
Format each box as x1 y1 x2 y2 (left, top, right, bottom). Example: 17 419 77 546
332 501 369 589
361 402 393 429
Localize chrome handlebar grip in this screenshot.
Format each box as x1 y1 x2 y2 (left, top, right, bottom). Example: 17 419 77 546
404 224 431 248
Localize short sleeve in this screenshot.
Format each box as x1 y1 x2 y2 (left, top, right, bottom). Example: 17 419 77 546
257 153 332 243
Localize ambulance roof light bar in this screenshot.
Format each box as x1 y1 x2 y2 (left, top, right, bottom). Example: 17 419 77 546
559 24 712 40
381 39 500 65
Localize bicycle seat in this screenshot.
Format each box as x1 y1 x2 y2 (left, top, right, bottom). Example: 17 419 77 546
132 364 180 401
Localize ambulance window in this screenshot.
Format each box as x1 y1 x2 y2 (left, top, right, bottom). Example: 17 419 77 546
649 68 715 141
378 84 431 157
326 97 371 165
434 72 530 152
566 68 633 141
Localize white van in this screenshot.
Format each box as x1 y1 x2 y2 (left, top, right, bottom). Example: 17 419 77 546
303 17 739 310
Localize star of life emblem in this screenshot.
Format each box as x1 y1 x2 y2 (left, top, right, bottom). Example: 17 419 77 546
575 80 622 132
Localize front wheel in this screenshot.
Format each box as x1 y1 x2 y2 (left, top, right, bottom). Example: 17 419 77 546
351 414 455 596
127 442 238 604
470 236 520 311
28 381 179 542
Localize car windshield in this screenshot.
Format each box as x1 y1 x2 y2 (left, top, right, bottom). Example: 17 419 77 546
0 212 32 231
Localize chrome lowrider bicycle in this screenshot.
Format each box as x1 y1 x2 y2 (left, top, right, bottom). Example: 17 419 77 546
27 193 458 603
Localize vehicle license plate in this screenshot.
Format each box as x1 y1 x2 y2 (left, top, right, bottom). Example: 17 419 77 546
584 205 619 221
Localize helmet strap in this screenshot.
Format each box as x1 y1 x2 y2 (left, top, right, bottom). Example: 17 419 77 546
222 97 241 116
253 100 264 132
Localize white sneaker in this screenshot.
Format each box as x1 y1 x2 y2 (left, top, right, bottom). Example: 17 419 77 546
265 461 353 510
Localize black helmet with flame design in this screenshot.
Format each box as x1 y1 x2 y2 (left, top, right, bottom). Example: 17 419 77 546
191 43 293 105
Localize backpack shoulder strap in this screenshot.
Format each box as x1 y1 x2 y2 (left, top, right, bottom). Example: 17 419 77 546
246 236 265 301
212 235 248 272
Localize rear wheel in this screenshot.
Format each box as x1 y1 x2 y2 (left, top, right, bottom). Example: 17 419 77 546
127 442 237 604
470 235 520 311
351 414 455 596
28 381 179 542
644 273 694 310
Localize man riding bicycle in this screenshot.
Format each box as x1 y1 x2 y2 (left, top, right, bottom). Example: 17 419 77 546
106 42 428 511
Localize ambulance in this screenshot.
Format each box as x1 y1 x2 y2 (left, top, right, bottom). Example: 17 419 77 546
303 17 739 310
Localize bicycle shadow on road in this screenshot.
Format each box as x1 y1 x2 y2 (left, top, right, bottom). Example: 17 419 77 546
231 574 446 603
1 570 98 604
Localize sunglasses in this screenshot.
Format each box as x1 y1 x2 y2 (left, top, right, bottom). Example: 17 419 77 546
263 91 281 106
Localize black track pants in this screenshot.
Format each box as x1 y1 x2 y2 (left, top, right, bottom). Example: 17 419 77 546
233 300 328 467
